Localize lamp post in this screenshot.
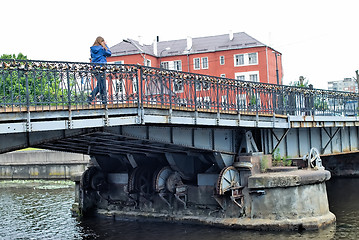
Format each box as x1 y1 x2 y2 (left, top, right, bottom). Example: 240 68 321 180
273 51 281 85
159 47 171 68
123 39 146 66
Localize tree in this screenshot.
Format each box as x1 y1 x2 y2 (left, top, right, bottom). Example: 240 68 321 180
1 53 27 60
0 53 64 106
289 76 310 87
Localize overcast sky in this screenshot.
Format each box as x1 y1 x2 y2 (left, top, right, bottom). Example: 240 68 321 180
2 0 358 89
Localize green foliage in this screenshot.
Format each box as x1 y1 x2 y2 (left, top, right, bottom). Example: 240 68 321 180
289 76 309 88
0 54 74 106
272 148 292 166
1 53 27 60
314 98 328 110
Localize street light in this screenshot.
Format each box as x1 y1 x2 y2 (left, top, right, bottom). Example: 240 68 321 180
272 51 281 85
123 38 146 66
159 47 171 68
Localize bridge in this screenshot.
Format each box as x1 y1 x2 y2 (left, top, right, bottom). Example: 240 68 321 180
1 58 354 229
1 59 358 161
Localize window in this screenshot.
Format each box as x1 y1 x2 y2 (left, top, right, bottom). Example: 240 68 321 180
114 60 124 64
161 60 182 71
234 54 244 66
235 71 259 82
220 74 226 78
236 75 245 81
220 56 225 65
174 60 182 71
146 59 151 67
194 58 200 70
248 53 258 64
161 62 169 69
250 74 258 82
201 57 208 69
234 52 258 66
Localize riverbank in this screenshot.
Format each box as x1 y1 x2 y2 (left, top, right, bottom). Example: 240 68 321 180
0 150 89 180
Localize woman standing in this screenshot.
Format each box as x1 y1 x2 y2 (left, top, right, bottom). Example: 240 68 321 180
88 36 111 104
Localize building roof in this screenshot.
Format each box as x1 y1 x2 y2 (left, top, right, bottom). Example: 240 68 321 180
110 32 267 58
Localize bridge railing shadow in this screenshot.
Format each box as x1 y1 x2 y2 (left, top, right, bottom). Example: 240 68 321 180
0 59 358 117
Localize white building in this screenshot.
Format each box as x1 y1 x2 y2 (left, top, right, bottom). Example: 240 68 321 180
328 78 358 93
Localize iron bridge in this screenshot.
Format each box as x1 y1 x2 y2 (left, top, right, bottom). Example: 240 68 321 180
0 59 359 168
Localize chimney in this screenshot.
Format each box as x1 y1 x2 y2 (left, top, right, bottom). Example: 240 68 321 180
138 36 143 46
229 30 234 41
186 36 192 51
153 39 158 56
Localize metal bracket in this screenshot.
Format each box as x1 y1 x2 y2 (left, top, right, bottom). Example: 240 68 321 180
238 131 259 155
321 127 340 154
270 128 290 154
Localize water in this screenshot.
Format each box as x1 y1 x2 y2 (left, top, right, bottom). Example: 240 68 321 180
0 178 357 240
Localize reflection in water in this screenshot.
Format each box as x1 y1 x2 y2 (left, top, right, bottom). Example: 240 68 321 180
0 178 357 239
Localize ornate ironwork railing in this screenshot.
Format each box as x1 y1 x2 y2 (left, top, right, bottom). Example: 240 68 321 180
0 59 358 116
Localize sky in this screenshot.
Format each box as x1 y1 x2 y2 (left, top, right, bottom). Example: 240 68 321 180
2 0 358 89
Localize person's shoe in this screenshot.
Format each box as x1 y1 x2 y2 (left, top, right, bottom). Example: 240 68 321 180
87 95 93 105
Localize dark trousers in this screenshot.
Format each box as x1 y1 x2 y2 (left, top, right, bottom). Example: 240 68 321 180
90 72 107 104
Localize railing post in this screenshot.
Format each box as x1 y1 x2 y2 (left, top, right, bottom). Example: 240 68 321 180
216 80 220 113
169 75 172 111
66 64 71 106
25 61 31 132
25 61 30 110
194 76 197 112
138 67 143 123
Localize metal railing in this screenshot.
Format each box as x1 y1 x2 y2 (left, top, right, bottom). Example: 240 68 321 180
0 59 358 117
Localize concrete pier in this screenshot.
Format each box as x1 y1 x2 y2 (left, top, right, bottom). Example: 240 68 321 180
72 153 335 231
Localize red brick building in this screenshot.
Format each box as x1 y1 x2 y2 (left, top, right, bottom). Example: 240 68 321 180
108 32 283 85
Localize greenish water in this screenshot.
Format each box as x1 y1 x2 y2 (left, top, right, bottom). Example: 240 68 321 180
0 178 357 239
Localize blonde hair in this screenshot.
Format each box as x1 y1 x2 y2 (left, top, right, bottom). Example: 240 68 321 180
93 36 104 46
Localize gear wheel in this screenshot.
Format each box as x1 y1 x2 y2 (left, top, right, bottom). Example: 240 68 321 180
216 166 241 195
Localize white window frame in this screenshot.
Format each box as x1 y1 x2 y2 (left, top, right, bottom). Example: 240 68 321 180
248 52 258 64
235 71 260 82
201 57 208 69
220 74 226 78
235 75 245 81
220 56 225 65
194 58 200 70
234 54 244 66
234 52 258 66
161 60 182 71
146 59 151 67
174 60 182 71
161 61 169 69
249 74 258 82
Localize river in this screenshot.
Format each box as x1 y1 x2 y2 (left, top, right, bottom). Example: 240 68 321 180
0 178 357 240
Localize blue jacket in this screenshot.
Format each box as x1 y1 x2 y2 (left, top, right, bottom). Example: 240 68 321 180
90 45 112 63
